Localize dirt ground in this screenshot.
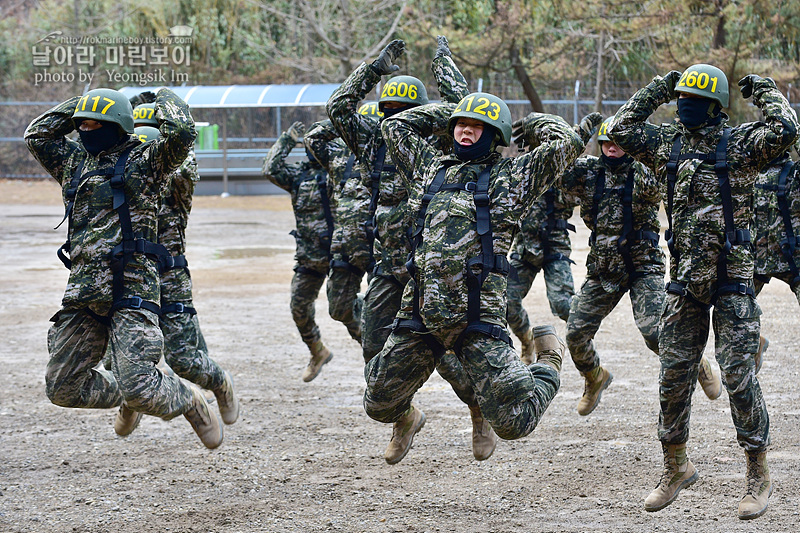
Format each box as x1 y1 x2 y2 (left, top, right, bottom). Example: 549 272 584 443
2 178 800 533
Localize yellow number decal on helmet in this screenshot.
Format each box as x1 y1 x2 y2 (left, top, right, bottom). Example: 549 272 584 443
381 80 420 101
133 107 155 121
678 69 719 94
76 95 116 115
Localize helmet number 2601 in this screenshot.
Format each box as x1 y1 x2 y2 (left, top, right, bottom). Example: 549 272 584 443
677 70 718 93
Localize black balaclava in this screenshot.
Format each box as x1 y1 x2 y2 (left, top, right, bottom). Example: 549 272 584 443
77 120 124 156
601 153 633 169
677 97 722 131
380 103 412 119
454 125 497 161
305 146 321 166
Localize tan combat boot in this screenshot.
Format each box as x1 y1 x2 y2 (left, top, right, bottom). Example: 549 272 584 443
697 356 722 400
469 405 497 461
755 336 768 375
738 450 772 520
114 402 143 437
213 370 240 425
644 443 698 512
519 328 535 365
302 340 333 382
384 405 426 465
576 365 613 416
532 325 565 372
184 386 223 449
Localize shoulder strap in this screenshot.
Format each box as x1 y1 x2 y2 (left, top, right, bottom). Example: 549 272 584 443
316 173 334 251
588 167 606 245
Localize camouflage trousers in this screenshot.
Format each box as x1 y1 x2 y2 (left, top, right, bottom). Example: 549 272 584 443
566 273 663 374
290 265 327 349
507 256 575 344
46 307 193 419
326 265 365 343
754 271 800 306
361 273 405 363
658 289 769 451
160 308 225 392
364 326 560 440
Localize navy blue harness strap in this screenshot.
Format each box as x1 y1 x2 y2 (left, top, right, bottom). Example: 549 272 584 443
330 258 365 277
316 173 335 254
160 302 197 315
771 160 800 287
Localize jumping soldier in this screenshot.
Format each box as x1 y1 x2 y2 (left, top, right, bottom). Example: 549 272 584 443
25 88 223 449
263 120 336 382
750 144 800 370
561 115 722 416
608 64 798 519
327 37 500 463
506 112 602 363
303 114 375 344
132 118 239 427
366 89 584 453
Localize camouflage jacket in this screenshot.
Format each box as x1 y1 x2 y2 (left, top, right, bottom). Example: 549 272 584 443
304 119 373 273
25 88 195 315
752 154 800 276
326 55 469 281
382 104 584 332
560 155 665 291
159 151 199 304
262 131 333 273
510 186 577 268
608 74 798 303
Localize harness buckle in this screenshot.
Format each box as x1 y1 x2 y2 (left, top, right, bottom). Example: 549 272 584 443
128 296 143 309
464 182 477 192
173 302 185 313
473 193 490 207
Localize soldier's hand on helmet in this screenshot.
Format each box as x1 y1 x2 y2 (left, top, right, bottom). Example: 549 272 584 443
371 39 405 75
286 121 306 143
661 70 682 99
738 74 776 100
511 118 529 152
435 35 451 59
576 112 603 143
128 90 157 107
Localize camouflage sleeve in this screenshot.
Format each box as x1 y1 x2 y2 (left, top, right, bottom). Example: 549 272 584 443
380 102 455 191
262 131 299 192
326 62 381 158
180 149 199 184
740 81 799 167
512 114 585 204
635 162 661 206
23 96 82 184
607 75 675 169
304 119 346 172
432 54 469 104
558 155 591 204
149 88 196 180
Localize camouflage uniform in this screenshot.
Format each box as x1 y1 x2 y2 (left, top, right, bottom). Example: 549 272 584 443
506 186 577 344
365 105 583 439
304 119 368 342
608 74 798 450
25 89 196 419
326 54 469 363
158 151 227 392
752 153 800 303
263 130 333 352
561 155 666 373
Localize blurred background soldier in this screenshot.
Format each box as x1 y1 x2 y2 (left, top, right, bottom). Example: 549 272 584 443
609 64 798 519
263 121 335 382
561 115 722 417
132 105 239 426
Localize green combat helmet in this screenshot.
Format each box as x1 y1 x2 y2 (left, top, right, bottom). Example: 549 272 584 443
73 88 134 133
675 63 729 108
358 101 384 119
134 126 161 143
133 103 158 127
597 116 613 142
448 92 512 146
379 75 428 109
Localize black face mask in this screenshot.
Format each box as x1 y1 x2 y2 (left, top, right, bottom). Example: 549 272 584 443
77 123 123 156
380 104 412 119
601 153 632 169
305 146 320 166
453 126 496 161
677 97 720 131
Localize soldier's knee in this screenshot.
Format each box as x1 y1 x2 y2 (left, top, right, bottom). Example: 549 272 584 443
45 379 81 408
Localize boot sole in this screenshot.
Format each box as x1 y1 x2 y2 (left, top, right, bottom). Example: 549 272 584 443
385 412 426 465
644 470 699 512
578 373 613 416
738 483 773 520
